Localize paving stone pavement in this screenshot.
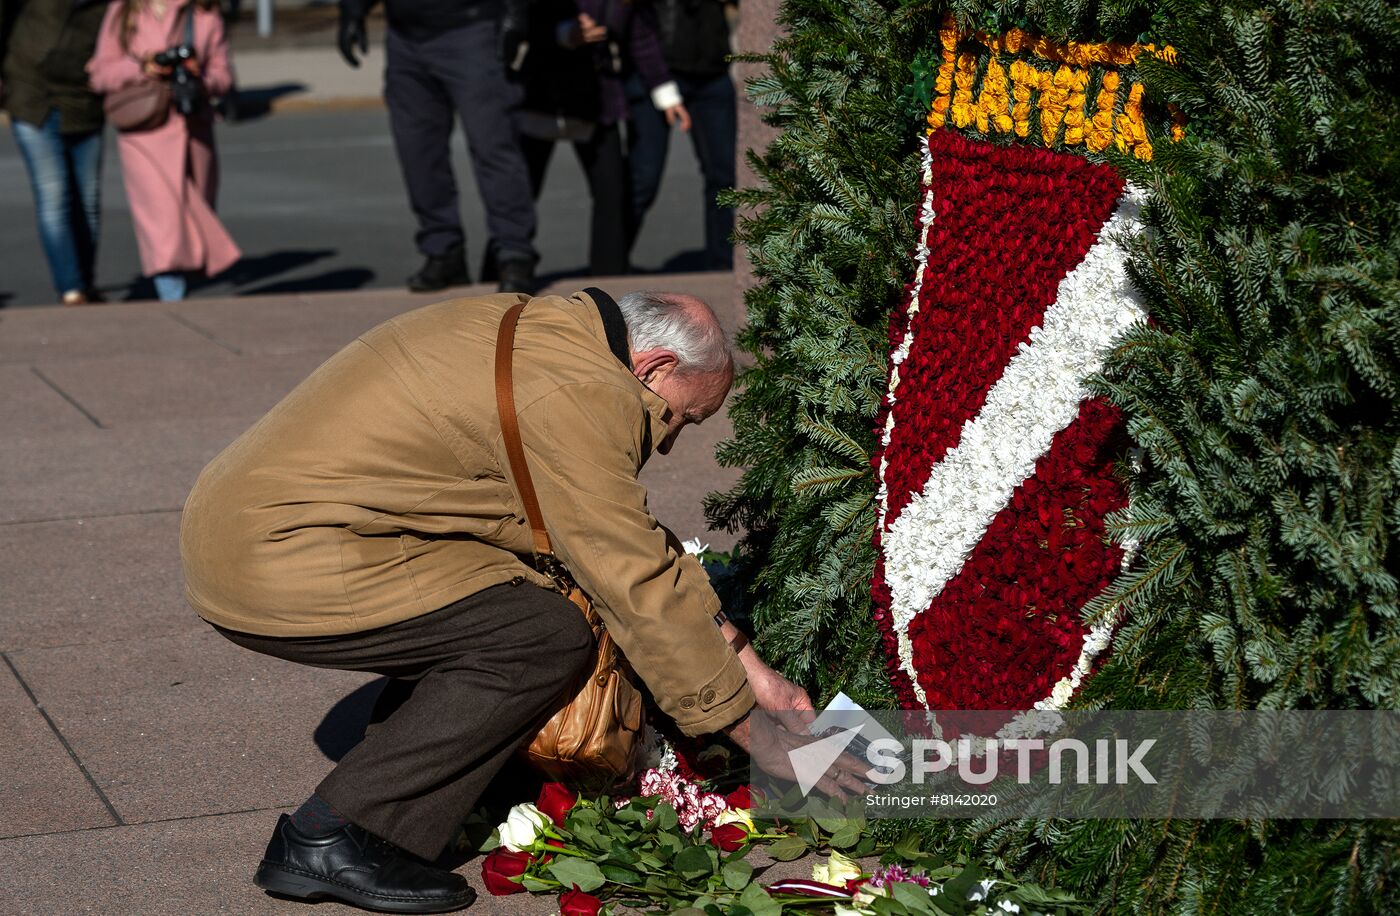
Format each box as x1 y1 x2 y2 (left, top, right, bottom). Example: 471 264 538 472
0 273 824 915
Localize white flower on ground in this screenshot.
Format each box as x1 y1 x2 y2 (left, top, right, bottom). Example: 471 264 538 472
714 806 754 831
996 900 1021 913
847 884 886 911
681 538 709 555
969 878 997 902
812 849 861 886
497 803 550 852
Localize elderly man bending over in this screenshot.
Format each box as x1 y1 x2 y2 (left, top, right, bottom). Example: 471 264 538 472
181 288 864 913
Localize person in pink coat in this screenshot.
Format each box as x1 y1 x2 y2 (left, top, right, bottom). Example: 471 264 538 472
87 0 240 301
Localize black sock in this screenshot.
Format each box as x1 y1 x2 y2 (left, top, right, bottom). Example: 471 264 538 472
290 793 350 837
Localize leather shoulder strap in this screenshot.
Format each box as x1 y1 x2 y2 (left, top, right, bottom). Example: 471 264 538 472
495 302 554 559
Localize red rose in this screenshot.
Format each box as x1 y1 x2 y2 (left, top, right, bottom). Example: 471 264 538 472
710 823 747 852
724 785 752 809
559 885 603 915
536 782 578 826
480 847 532 896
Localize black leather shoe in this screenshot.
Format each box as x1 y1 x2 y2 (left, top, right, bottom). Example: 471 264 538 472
407 246 470 293
254 814 476 913
496 258 536 294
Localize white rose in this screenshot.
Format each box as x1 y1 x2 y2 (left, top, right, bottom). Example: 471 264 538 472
714 807 754 831
812 849 861 886
853 885 885 907
497 803 550 853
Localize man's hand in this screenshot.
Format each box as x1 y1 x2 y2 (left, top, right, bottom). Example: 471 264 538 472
664 102 692 132
576 13 608 43
722 631 815 734
745 658 816 734
337 8 369 68
723 712 870 799
560 12 608 48
720 642 868 798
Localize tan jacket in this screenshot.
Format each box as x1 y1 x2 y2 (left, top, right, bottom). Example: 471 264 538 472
180 291 754 736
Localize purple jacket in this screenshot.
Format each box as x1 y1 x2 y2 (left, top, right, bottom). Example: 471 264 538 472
521 0 678 125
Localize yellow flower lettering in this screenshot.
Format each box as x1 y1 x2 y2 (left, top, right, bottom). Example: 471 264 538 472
951 52 978 129
974 56 1013 134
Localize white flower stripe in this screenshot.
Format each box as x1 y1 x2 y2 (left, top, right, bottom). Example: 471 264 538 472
884 186 1148 707
876 144 937 531
877 144 938 694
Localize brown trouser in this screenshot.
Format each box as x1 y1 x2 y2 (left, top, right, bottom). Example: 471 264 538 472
213 581 594 860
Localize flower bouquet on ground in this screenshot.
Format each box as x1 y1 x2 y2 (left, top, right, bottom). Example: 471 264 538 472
767 846 1084 916
478 771 1082 915
479 778 784 914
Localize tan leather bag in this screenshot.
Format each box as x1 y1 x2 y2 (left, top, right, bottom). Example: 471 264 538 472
102 6 190 133
103 79 172 132
495 302 644 788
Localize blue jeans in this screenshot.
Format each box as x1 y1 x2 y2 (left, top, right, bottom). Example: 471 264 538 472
11 110 104 297
153 272 188 302
627 71 737 270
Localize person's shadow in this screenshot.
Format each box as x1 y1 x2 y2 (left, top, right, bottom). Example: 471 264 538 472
312 678 542 869
241 267 375 296
313 677 385 762
116 248 344 301
228 82 311 121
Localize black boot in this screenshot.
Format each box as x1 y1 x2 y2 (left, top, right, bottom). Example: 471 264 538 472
254 813 476 913
407 245 470 293
479 241 499 284
497 257 536 294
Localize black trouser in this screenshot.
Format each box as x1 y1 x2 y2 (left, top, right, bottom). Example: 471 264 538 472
520 124 630 276
626 71 737 270
214 582 593 860
384 20 539 265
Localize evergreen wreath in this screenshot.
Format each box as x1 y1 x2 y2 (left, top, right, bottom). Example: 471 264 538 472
709 0 1400 911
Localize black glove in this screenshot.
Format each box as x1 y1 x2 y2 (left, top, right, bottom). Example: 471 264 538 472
498 0 528 71
337 0 370 68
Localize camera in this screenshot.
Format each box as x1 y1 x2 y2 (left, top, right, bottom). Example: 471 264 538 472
153 44 203 116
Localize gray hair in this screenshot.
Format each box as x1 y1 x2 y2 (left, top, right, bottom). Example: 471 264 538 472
615 291 732 376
